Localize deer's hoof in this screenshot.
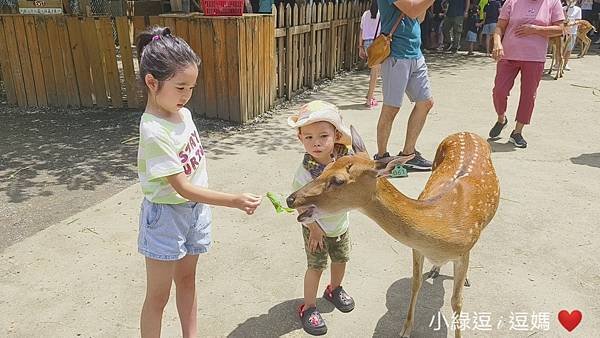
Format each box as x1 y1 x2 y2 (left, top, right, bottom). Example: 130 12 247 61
427 266 440 279
400 321 413 337
464 278 471 287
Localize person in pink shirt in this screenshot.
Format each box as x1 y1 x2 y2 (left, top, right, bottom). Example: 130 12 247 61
488 0 564 148
359 0 381 108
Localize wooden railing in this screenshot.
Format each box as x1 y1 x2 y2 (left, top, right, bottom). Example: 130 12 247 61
0 1 369 122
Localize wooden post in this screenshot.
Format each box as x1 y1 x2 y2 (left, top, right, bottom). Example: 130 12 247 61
285 4 293 99
308 4 316 88
327 2 334 79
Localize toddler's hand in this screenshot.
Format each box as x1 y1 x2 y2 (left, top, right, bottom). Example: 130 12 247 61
234 193 262 215
308 226 325 253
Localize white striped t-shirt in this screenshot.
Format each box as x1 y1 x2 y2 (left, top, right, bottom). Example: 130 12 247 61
137 108 208 204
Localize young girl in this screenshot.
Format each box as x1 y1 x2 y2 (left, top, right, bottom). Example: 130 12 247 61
359 0 381 108
135 27 262 337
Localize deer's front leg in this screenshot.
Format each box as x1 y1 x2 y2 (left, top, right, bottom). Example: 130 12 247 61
401 249 424 337
451 253 470 338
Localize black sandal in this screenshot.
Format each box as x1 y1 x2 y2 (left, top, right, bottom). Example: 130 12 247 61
323 285 355 313
298 304 327 336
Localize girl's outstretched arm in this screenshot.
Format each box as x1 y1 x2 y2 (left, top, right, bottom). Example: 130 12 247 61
167 173 262 215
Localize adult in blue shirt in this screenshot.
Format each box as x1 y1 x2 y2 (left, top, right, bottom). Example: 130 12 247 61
374 0 435 171
443 0 470 52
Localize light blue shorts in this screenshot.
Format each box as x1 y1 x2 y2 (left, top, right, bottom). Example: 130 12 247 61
363 38 374 52
566 33 577 51
381 56 432 108
138 198 212 261
466 31 478 43
482 23 496 35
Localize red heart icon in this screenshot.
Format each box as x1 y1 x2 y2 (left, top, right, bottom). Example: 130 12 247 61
558 310 582 332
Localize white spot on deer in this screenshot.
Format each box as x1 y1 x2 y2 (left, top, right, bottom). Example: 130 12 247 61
469 205 474 211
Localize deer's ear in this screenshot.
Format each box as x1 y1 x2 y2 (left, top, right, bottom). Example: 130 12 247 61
373 154 415 176
351 125 368 155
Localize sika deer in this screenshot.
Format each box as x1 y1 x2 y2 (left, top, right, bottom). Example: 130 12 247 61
574 19 597 58
287 127 500 337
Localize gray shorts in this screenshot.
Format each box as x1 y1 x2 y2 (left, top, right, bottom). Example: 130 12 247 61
138 198 212 261
381 56 432 108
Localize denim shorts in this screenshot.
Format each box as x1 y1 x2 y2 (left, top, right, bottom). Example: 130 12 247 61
381 56 432 108
363 38 374 51
482 23 496 35
138 198 212 261
466 31 478 42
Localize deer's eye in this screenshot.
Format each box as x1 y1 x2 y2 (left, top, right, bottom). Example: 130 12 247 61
330 176 345 187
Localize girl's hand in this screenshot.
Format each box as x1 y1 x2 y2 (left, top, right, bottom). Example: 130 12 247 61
359 46 367 60
515 24 538 37
492 41 504 62
308 226 325 253
234 193 262 215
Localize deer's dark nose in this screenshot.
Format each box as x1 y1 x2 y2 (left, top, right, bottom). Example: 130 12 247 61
286 194 296 208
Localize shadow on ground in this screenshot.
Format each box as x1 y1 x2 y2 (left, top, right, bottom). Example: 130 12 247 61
0 107 141 203
228 298 334 337
374 274 451 337
570 153 600 168
487 138 517 153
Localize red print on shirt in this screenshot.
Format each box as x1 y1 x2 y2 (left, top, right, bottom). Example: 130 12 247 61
178 130 205 175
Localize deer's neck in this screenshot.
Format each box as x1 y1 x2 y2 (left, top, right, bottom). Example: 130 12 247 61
361 179 447 251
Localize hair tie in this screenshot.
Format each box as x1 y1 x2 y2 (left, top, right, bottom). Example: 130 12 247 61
152 35 161 41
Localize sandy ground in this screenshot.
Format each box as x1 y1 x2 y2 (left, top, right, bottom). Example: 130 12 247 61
1 49 599 337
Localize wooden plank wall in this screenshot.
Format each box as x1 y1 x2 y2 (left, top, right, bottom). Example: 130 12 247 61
0 3 365 122
0 15 127 108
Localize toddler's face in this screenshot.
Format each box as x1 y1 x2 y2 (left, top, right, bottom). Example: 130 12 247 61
152 64 198 114
298 121 340 165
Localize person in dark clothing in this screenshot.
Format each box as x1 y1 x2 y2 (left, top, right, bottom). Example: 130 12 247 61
429 0 447 50
443 0 470 52
465 3 481 55
482 0 501 55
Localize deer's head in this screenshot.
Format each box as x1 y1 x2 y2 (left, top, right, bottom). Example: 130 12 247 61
286 126 413 223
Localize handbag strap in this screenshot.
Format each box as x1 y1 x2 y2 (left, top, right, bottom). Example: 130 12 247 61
373 19 380 40
388 12 406 37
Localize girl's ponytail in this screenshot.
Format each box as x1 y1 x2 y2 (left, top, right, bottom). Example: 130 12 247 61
135 26 200 90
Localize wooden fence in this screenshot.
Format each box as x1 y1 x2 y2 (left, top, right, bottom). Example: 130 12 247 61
274 1 368 99
0 2 368 123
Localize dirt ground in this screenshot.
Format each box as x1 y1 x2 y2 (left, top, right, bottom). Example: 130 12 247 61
1 46 599 337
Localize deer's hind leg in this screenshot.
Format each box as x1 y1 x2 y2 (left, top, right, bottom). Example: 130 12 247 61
451 253 470 338
580 35 591 57
401 249 424 337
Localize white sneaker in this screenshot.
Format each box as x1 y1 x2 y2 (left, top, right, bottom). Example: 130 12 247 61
564 64 571 71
